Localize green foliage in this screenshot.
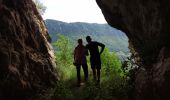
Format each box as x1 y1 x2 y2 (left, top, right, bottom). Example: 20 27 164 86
33 0 46 15
53 34 73 64
45 19 129 54
101 48 123 76
52 81 74 100
53 34 75 79
46 34 134 100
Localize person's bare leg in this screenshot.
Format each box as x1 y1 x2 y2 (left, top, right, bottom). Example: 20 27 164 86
92 69 97 81
97 69 100 83
76 65 81 86
82 64 88 82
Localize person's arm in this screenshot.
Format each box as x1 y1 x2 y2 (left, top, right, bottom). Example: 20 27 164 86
73 47 77 61
97 42 105 55
85 45 89 56
85 49 89 56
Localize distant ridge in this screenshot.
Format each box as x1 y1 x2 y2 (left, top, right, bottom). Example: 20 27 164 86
45 19 129 53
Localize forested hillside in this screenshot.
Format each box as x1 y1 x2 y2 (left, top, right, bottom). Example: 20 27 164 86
45 19 129 54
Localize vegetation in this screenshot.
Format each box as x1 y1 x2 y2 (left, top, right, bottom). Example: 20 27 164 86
33 0 46 15
53 34 74 79
45 19 129 55
38 34 134 100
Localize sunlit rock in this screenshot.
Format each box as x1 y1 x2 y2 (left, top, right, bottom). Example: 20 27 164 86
0 0 57 99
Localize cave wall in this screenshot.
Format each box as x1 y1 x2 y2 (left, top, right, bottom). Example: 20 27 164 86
0 0 57 99
96 0 170 100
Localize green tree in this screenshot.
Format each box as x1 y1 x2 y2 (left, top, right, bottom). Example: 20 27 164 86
101 48 123 76
33 0 46 15
53 34 74 79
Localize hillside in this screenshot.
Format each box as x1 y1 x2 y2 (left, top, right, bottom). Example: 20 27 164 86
45 19 129 53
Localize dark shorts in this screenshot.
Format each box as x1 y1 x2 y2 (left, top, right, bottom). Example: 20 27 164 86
90 57 101 69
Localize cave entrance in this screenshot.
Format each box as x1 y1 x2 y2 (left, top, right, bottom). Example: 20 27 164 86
39 0 130 60
36 0 132 99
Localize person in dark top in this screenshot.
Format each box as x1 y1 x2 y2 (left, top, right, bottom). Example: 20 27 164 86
86 36 105 83
74 39 88 86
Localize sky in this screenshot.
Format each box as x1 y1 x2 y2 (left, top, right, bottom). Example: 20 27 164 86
40 0 107 23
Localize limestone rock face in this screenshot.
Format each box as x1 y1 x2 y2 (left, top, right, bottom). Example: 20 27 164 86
0 0 57 99
96 0 170 100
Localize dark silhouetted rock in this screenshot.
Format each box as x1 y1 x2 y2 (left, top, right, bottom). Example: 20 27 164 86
96 0 170 100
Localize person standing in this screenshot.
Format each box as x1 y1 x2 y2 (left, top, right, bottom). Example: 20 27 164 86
86 36 105 83
74 39 88 86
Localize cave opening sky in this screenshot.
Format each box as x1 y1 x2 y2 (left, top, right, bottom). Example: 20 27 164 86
41 0 107 23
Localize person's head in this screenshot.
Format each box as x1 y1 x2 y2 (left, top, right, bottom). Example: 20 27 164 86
86 36 92 43
78 39 83 45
